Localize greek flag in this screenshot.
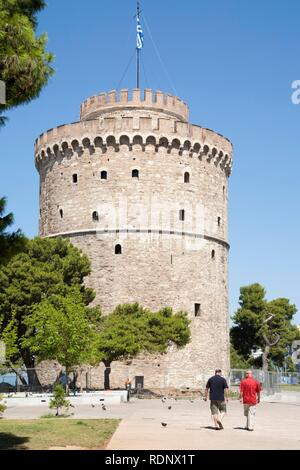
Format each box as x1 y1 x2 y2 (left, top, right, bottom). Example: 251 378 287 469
136 17 144 50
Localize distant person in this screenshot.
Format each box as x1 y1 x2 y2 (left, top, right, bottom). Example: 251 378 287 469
204 369 229 430
125 378 132 402
239 370 261 431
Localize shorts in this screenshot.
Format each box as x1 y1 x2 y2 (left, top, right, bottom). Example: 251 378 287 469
210 400 227 415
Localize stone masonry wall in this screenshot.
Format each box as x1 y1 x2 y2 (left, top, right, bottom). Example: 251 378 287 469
35 89 232 390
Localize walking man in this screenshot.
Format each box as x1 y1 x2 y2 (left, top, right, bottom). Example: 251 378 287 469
239 370 261 431
204 369 229 430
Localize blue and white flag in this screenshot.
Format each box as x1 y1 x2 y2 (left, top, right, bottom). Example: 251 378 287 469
136 17 144 50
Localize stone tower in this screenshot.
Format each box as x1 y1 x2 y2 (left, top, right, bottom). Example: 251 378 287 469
35 89 233 389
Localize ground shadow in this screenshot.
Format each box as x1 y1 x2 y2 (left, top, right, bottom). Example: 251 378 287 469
201 426 219 430
233 427 248 431
0 433 29 450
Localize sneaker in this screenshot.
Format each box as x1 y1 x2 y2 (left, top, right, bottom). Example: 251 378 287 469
217 420 224 430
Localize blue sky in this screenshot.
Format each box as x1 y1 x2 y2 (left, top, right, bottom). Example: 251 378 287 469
1 0 299 324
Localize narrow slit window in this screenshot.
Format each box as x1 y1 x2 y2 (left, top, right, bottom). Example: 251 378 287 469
92 211 99 222
211 250 215 259
115 244 122 255
184 172 190 183
195 303 201 317
59 209 63 219
132 169 139 178
101 170 107 180
72 174 78 183
218 217 221 227
179 209 185 221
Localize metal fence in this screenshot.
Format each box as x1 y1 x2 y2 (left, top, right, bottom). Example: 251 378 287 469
1 366 295 396
229 369 281 396
279 372 300 385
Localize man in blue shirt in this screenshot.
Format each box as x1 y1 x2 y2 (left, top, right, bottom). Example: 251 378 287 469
204 369 229 430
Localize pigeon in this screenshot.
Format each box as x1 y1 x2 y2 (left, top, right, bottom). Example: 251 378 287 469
168 406 172 410
161 422 167 427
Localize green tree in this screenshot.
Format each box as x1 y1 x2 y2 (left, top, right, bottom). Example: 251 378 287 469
231 283 299 371
22 291 100 394
0 0 54 125
230 345 250 369
0 237 95 387
49 384 70 416
94 303 191 390
0 197 26 265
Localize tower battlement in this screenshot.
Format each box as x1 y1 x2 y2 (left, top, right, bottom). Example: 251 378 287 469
80 88 189 122
35 88 232 390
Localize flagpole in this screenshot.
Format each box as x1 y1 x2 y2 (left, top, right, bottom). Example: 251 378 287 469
136 1 140 88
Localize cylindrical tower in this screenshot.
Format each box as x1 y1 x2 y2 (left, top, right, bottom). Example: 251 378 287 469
35 89 233 389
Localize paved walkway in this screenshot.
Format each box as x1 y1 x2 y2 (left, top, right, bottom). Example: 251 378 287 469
4 394 300 450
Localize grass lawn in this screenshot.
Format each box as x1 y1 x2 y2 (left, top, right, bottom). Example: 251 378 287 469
280 384 300 392
0 419 120 450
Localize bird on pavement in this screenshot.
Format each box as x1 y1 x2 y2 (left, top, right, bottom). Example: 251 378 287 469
161 422 167 427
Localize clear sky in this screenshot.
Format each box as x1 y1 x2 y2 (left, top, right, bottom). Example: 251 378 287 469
1 0 299 324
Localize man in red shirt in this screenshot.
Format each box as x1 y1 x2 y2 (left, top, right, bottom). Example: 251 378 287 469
239 370 261 431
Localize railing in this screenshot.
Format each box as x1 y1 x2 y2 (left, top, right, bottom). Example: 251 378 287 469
1 367 295 396
229 369 281 396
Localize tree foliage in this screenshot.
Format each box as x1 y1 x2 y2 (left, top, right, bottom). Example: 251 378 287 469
231 283 299 370
230 345 250 369
0 197 26 265
0 0 54 125
0 237 96 385
94 303 191 389
22 290 100 393
49 384 70 416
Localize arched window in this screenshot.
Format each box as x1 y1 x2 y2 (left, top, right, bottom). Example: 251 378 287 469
218 217 221 227
115 244 122 255
92 211 99 222
72 174 78 183
179 210 185 221
100 170 107 180
132 169 139 178
184 172 190 183
59 209 63 219
211 250 215 259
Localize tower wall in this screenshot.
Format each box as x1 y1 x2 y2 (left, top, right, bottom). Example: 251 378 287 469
35 89 233 389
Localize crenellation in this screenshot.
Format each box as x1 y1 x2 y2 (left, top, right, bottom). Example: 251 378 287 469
35 89 233 389
80 88 190 122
